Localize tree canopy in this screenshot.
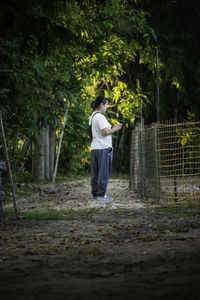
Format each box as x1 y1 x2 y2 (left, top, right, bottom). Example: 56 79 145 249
0 0 199 177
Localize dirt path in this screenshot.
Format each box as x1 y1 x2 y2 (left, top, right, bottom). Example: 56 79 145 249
0 178 200 300
13 178 144 211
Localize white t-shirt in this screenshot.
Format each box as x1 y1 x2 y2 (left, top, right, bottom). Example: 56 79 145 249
89 112 112 150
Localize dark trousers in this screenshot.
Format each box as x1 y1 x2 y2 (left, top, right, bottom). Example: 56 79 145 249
91 148 113 197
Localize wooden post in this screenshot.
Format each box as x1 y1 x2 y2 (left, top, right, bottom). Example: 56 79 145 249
0 113 18 219
156 48 160 124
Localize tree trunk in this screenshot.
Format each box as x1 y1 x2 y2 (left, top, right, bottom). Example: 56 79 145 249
32 126 45 181
44 125 50 180
53 105 69 184
49 125 56 178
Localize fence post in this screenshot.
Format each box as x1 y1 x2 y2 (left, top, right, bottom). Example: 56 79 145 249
129 128 135 190
156 48 160 124
129 125 140 191
154 123 161 201
139 123 145 196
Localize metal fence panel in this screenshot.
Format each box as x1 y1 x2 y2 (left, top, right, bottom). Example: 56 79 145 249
130 121 200 202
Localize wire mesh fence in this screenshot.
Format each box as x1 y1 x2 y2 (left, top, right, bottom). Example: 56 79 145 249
130 121 200 202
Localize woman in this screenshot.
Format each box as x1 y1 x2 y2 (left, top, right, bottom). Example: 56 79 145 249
89 95 122 200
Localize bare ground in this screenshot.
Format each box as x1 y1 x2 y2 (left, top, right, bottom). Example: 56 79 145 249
0 178 200 300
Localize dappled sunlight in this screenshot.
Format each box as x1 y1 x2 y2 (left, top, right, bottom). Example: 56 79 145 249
4 179 144 213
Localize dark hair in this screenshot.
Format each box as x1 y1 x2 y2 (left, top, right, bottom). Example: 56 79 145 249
91 95 108 111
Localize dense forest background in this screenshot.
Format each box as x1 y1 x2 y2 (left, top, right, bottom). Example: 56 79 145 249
0 0 200 181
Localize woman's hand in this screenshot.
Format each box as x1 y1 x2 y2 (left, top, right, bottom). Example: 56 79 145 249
113 123 123 130
102 123 123 136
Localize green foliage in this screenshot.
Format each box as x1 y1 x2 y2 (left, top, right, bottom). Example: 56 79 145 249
1 0 198 179
176 112 200 147
77 0 156 126
0 0 157 178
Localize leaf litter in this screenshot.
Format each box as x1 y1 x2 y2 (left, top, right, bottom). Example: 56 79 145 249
0 178 200 300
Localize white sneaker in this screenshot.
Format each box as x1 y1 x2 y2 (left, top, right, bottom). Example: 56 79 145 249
97 195 113 201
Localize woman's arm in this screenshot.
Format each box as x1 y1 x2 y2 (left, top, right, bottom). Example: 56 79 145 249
102 123 123 136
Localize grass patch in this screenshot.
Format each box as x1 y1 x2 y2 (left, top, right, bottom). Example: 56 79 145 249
24 209 69 220
1 207 98 223
2 207 16 216
147 204 200 217
170 225 190 233
23 208 96 221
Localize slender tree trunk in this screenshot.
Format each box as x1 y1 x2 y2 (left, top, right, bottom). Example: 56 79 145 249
49 125 56 178
32 126 45 181
19 140 29 172
44 125 50 180
118 125 125 152
53 104 69 184
114 125 125 172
